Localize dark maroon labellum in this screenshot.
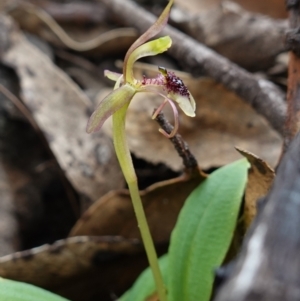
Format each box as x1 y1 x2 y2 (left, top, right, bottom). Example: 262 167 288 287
165 71 190 98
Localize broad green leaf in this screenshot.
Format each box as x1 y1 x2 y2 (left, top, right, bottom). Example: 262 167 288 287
168 159 249 301
125 36 172 84
120 254 168 301
0 277 70 301
86 84 135 133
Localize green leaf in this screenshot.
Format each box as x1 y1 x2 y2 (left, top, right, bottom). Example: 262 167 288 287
120 254 168 301
0 277 70 301
86 83 136 133
168 159 249 301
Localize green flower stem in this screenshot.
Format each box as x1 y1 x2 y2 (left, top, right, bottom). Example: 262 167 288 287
113 104 168 301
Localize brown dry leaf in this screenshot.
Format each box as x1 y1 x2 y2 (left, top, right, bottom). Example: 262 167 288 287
8 2 138 55
103 63 282 171
70 170 206 243
236 147 275 229
0 236 144 301
0 15 123 202
175 0 286 18
232 0 286 19
173 0 218 13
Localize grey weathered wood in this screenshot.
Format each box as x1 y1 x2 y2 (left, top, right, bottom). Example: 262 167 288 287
215 131 300 301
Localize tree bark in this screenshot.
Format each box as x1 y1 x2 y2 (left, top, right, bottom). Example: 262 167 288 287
215 132 300 301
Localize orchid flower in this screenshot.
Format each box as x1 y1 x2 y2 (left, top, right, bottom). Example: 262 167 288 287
86 6 195 137
86 1 195 301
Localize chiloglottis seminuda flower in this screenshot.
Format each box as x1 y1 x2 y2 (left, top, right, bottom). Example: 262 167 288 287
86 0 195 138
86 2 194 300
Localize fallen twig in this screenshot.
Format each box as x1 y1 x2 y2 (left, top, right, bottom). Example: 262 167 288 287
153 111 198 172
172 1 287 70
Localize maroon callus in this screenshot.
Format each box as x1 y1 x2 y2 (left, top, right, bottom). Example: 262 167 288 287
165 71 190 98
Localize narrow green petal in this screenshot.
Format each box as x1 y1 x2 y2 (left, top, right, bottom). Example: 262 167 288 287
125 36 172 83
104 70 122 82
123 0 174 80
169 91 196 117
86 84 136 133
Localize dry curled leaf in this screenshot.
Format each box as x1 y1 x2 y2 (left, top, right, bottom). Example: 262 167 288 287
0 236 145 301
70 170 206 243
236 147 275 229
0 15 123 203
